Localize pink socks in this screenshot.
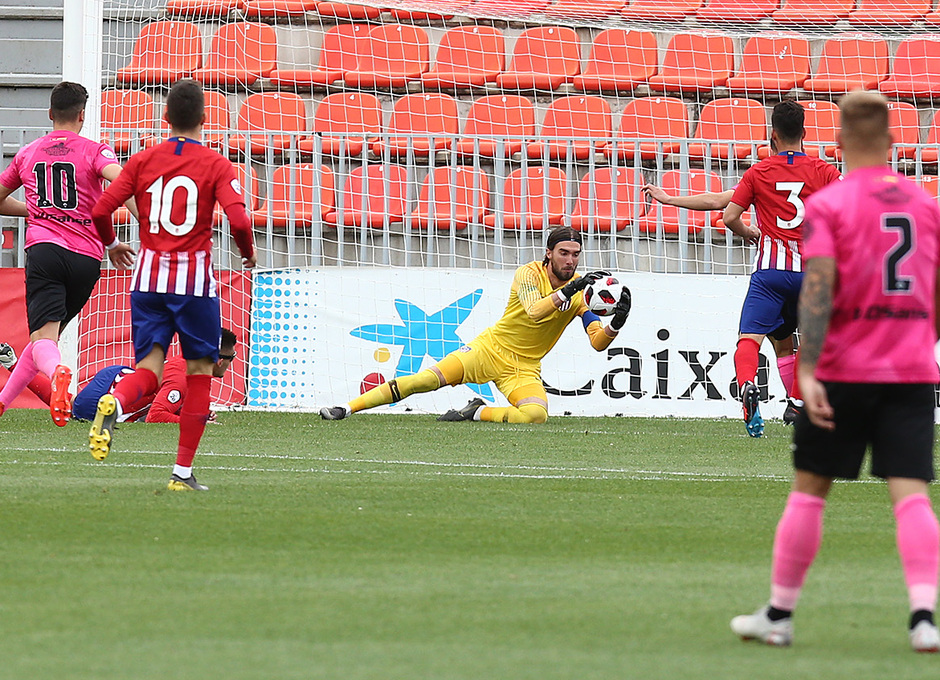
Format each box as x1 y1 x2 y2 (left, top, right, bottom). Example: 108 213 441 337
770 491 826 611
0 342 38 407
895 493 939 613
31 338 61 379
776 354 795 398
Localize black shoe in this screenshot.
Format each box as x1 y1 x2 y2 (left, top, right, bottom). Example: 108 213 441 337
319 406 349 420
741 381 764 438
782 399 803 425
438 397 486 422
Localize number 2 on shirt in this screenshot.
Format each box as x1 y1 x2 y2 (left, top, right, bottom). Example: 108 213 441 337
883 214 914 294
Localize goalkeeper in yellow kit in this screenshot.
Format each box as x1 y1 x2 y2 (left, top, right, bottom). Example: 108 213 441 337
319 227 632 424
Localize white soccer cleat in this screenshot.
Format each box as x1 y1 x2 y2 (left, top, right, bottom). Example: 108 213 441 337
910 620 940 653
731 605 793 647
0 343 16 370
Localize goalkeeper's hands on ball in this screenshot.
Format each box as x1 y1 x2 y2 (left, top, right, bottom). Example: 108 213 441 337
557 270 611 302
609 286 632 332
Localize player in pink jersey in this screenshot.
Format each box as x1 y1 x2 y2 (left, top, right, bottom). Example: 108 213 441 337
731 91 940 652
91 79 256 492
0 81 136 427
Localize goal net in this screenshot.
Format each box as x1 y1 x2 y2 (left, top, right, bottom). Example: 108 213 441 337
72 0 934 415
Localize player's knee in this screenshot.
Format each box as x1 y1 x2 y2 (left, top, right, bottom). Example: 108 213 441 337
517 403 548 424
396 369 441 398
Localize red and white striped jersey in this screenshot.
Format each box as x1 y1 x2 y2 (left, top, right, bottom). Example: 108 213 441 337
131 248 217 297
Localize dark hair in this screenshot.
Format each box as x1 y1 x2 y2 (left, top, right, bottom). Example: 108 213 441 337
50 82 88 123
165 79 205 131
771 100 805 144
543 227 583 264
221 328 237 351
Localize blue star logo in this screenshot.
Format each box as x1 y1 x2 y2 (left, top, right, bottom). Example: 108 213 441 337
350 289 495 402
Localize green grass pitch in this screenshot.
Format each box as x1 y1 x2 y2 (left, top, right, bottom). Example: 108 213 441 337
0 409 937 679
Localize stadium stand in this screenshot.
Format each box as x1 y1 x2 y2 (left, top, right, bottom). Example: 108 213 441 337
495 26 581 91
242 0 318 15
371 92 460 158
228 92 308 156
191 21 278 87
269 23 370 89
620 0 703 22
571 29 658 94
920 110 940 163
848 0 930 26
725 34 811 95
165 0 243 17
300 91 383 157
410 167 491 230
100 89 157 153
545 0 627 19
454 94 537 158
638 169 724 235
115 21 202 86
313 1 383 19
605 96 689 161
343 24 430 89
771 0 852 24
647 32 736 94
879 35 940 99
420 25 505 91
524 95 613 161
251 164 335 229
695 0 778 23
687 97 766 160
483 167 568 230
324 164 409 227
802 33 889 93
570 167 645 232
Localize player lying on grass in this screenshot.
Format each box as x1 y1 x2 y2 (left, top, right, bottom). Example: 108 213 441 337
731 91 940 653
320 227 631 424
643 100 841 436
0 330 237 423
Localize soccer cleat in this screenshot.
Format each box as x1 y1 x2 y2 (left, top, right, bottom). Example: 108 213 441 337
0 343 16 370
782 399 803 426
741 381 764 438
50 364 73 427
319 405 349 420
88 394 118 461
167 473 209 491
910 620 940 653
730 605 793 647
438 397 486 422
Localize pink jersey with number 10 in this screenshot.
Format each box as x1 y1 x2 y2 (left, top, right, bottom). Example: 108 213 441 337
802 166 940 383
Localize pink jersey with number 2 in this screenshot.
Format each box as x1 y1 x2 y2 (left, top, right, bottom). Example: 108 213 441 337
802 166 940 383
0 130 119 260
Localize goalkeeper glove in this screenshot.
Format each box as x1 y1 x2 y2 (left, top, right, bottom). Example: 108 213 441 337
557 270 611 302
609 286 632 331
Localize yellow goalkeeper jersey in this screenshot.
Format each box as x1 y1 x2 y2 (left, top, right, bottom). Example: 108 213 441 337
486 260 612 360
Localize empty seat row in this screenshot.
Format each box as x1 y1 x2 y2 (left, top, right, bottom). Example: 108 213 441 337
164 0 940 26
115 21 940 99
100 90 940 163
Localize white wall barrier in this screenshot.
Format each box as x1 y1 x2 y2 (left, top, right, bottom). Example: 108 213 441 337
248 267 791 419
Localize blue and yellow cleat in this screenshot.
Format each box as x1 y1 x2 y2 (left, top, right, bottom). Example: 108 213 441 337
741 381 764 438
89 394 118 461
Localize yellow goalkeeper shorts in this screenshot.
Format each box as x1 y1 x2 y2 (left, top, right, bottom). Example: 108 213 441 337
450 329 545 401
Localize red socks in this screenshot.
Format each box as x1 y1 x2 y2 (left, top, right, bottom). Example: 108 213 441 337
176 374 212 469
734 337 761 390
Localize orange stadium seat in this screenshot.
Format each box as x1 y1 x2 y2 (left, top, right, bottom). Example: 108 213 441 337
827 101 921 160
165 0 243 17
802 33 888 94
270 24 370 89
300 92 383 157
525 95 613 161
252 164 335 229
389 0 470 20
325 164 409 228
455 94 536 158
343 24 430 90
313 1 383 18
545 0 626 19
484 167 567 230
605 96 689 161
919 175 940 199
243 0 317 15
495 26 581 91
572 29 657 94
849 0 929 25
688 98 766 160
772 0 852 23
228 92 308 156
472 0 551 15
920 110 940 163
191 22 277 87
726 34 811 94
621 0 702 21
215 163 259 225
696 0 778 22
410 167 490 230
372 93 460 158
100 89 156 153
421 25 505 91
570 167 644 232
647 32 735 94
880 36 940 99
638 169 723 236
116 21 203 86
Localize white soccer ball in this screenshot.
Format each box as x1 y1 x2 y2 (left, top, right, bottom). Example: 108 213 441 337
584 276 625 316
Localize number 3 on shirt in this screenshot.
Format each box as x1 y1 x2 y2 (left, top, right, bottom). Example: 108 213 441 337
883 215 914 294
775 181 806 230
145 175 198 236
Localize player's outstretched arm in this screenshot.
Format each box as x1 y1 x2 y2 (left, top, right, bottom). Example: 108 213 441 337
643 184 734 211
722 201 760 242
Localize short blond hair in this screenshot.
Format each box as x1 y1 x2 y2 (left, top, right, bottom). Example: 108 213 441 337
838 90 891 154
